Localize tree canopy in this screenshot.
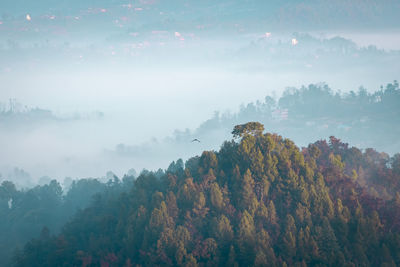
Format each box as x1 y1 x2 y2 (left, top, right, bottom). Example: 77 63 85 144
7 123 400 267
232 122 265 138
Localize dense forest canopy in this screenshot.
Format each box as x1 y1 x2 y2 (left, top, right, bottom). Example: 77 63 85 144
0 176 135 266
6 123 400 266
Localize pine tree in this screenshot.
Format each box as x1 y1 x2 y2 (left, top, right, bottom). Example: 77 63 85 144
210 183 224 211
226 245 239 267
280 214 297 261
240 170 258 214
238 210 256 264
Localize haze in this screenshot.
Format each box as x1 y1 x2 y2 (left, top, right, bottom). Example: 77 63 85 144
0 0 399 186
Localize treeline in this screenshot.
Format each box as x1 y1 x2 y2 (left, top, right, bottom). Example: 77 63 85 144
115 81 400 163
0 176 135 266
172 80 400 154
13 122 400 266
0 99 55 124
207 80 400 139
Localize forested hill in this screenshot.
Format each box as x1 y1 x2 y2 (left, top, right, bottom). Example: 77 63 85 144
13 122 400 266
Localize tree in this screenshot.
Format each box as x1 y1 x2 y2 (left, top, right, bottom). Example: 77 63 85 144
317 218 339 264
214 215 233 243
281 214 297 261
254 251 267 266
232 122 264 138
227 245 239 267
240 169 258 214
238 210 256 263
210 183 224 211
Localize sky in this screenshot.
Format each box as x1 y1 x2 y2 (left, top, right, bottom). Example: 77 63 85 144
0 0 399 186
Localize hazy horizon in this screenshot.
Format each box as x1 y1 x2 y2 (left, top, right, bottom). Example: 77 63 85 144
0 0 399 186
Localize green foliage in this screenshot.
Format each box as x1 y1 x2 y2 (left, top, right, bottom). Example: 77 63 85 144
0 177 133 267
10 123 400 267
232 122 264 138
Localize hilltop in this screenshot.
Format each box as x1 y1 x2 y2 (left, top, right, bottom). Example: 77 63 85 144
10 122 400 266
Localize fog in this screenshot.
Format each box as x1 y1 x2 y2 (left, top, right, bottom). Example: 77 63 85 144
0 0 399 186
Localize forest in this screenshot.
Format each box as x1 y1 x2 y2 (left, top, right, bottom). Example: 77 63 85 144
3 122 400 266
1 0 399 266
0 176 136 266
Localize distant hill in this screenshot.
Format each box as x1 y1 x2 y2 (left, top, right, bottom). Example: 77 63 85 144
0 99 104 130
0 99 58 128
113 81 400 168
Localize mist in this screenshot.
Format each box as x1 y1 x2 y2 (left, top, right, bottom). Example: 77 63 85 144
2 2 400 267
0 0 399 187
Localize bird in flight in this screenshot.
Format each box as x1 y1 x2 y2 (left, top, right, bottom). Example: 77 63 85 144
191 139 201 143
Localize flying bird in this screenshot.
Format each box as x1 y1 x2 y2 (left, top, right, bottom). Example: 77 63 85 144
191 139 201 143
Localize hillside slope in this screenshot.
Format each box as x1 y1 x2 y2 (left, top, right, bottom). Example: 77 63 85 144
14 122 400 266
